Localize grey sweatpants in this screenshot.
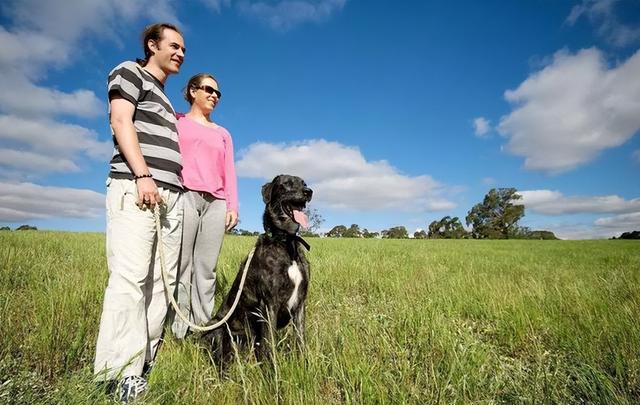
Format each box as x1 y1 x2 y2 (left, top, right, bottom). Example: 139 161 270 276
94 178 183 381
171 190 227 338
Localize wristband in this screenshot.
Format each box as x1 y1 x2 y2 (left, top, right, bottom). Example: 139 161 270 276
134 173 153 180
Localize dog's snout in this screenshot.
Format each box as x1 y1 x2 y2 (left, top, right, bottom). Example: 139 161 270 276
304 187 313 200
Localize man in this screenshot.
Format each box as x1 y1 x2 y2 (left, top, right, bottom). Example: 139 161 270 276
94 23 185 402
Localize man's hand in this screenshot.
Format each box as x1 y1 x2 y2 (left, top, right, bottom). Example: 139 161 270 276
136 177 162 208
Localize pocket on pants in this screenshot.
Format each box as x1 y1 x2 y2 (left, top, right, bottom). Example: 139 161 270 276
106 179 140 216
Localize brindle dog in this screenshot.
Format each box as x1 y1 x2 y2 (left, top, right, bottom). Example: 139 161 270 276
202 175 313 367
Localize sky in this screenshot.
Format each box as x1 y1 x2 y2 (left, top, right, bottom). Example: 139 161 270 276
0 0 639 239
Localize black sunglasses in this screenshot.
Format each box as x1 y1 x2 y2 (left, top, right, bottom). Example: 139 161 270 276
197 85 222 99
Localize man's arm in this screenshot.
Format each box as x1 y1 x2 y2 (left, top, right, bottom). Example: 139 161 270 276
110 96 162 206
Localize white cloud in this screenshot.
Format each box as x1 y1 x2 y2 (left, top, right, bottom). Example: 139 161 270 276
0 149 79 173
518 189 640 239
0 0 180 118
594 211 640 228
0 27 67 76
541 222 607 240
0 114 111 160
0 73 103 118
566 0 640 47
498 48 640 173
518 189 640 215
0 181 104 222
236 139 456 211
3 0 179 46
523 218 633 240
0 0 178 77
313 175 454 211
0 0 180 178
237 0 346 31
0 34 103 117
552 212 640 239
633 149 640 163
473 117 491 137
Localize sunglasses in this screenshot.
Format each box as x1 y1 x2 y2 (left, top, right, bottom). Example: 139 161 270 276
197 85 222 99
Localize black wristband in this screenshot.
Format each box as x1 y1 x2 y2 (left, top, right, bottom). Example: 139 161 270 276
134 173 153 180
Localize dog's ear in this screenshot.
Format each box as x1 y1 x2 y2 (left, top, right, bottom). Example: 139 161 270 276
261 181 273 204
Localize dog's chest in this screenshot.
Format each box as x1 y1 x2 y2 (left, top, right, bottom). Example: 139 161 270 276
286 261 303 310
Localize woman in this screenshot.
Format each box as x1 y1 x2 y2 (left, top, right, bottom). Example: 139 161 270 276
171 73 238 339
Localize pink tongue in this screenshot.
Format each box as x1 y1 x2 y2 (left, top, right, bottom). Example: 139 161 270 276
293 210 309 230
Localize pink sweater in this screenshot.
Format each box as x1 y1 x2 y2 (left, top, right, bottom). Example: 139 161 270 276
177 114 238 213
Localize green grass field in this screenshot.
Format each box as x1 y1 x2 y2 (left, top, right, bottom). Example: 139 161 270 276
1 231 639 404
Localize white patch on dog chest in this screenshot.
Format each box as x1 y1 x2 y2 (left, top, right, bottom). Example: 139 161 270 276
287 261 302 310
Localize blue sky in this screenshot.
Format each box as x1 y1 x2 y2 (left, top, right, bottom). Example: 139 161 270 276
1 0 639 239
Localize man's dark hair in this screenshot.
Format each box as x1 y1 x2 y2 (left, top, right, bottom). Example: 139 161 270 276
137 23 182 66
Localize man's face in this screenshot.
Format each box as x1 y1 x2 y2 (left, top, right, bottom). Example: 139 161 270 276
149 28 185 75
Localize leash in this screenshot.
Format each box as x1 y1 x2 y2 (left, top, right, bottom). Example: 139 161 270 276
154 204 254 332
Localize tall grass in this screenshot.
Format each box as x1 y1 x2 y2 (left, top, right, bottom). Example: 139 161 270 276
1 231 638 403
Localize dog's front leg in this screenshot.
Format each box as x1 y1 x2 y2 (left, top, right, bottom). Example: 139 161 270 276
292 302 306 350
208 328 232 375
254 306 277 363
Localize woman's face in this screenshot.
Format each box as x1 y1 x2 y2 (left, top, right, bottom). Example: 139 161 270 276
191 77 220 113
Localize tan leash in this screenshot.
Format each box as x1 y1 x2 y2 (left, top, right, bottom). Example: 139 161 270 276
154 204 254 332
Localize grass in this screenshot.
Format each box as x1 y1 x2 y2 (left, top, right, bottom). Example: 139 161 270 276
1 231 639 404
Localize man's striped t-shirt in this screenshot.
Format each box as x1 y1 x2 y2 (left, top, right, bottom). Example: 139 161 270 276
107 61 183 191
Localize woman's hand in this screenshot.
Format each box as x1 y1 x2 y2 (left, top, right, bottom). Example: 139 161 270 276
225 210 238 231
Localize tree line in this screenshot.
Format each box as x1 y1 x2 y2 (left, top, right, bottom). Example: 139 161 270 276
610 231 640 240
1 225 38 231
324 188 559 240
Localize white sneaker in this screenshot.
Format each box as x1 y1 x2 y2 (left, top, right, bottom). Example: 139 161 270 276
118 375 147 403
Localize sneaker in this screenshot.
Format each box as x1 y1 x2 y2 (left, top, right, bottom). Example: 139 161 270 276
117 375 147 403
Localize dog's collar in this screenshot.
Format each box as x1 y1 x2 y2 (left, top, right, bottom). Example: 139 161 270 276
293 235 311 251
264 231 311 253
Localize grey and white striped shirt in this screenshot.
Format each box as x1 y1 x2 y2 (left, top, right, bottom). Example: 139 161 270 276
107 61 183 192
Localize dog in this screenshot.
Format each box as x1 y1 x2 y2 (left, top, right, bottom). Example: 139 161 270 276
202 174 313 367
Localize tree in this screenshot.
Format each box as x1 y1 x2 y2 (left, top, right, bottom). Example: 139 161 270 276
511 227 558 240
414 230 427 239
0 226 10 231
237 229 260 236
16 225 37 231
465 188 524 239
527 230 558 240
427 216 468 239
343 224 362 238
362 229 379 238
303 207 324 233
382 226 408 239
612 230 640 240
326 225 347 238
299 207 324 237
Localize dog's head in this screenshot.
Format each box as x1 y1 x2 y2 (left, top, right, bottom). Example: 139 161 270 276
262 175 313 235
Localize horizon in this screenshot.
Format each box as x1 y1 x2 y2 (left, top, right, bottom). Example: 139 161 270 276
0 0 639 240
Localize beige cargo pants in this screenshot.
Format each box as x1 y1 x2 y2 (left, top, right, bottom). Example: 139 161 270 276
94 178 183 381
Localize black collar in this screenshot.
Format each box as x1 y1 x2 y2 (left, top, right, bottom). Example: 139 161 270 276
263 231 311 256
293 235 311 251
